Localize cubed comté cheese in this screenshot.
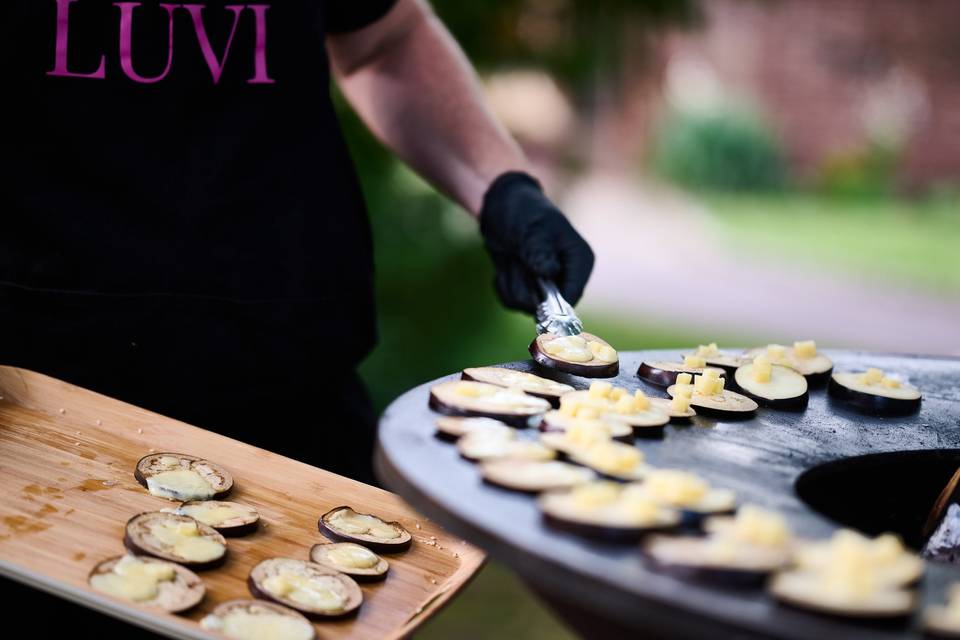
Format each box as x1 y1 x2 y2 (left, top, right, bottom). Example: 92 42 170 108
684 355 706 369
863 368 884 384
588 381 612 399
676 372 693 386
794 340 817 358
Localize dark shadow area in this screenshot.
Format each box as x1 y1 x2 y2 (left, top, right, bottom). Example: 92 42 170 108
796 449 960 550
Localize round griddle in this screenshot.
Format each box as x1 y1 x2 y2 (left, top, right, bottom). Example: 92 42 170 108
375 349 960 639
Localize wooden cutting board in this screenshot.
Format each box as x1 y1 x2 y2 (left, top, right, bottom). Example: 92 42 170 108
0 366 483 639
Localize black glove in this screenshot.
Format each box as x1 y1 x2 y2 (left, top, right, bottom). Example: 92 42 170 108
480 172 595 314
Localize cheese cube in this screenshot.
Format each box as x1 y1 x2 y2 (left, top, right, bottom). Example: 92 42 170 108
794 340 817 358
576 407 599 420
633 390 650 411
696 342 719 357
588 381 612 400
754 367 771 383
864 368 884 384
703 367 723 379
669 396 691 413
615 395 636 414
684 355 706 369
609 387 626 401
881 377 901 389
559 398 580 417
767 344 786 359
676 373 693 386
674 384 694 399
714 377 726 394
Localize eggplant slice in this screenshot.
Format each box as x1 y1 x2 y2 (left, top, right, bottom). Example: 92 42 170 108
680 350 747 376
434 416 514 442
429 380 550 428
637 361 719 387
124 512 227 570
319 506 412 553
248 558 362 619
793 531 924 588
648 397 696 420
461 367 573 406
201 599 316 640
540 483 679 542
667 385 758 419
744 345 833 386
564 441 652 482
630 471 737 526
309 543 389 582
558 389 670 436
769 570 915 619
529 333 619 378
643 535 790 586
135 452 233 501
539 411 634 441
457 429 556 463
734 364 808 411
173 501 260 536
88 554 205 613
828 372 921 416
481 459 596 494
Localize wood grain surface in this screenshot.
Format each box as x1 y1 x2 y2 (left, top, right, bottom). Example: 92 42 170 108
0 366 483 639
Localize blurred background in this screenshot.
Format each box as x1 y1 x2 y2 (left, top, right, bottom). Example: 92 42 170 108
344 0 960 636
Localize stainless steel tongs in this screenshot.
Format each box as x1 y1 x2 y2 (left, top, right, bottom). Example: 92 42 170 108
535 278 583 336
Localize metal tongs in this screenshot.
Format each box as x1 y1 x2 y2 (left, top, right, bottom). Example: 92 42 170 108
535 278 583 336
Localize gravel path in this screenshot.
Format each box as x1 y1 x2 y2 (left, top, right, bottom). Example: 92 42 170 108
564 174 960 356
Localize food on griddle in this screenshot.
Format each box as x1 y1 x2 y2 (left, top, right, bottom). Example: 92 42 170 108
457 428 556 463
681 343 746 375
171 501 260 536
481 459 596 493
124 512 227 569
461 367 573 406
309 543 389 582
828 369 921 415
667 370 758 419
529 333 619 378
434 416 514 441
248 558 362 618
769 529 921 620
557 382 669 437
539 412 634 441
540 481 679 542
429 380 550 428
319 506 412 553
637 355 723 387
201 599 316 640
644 506 793 585
734 357 809 411
565 440 651 482
745 342 833 386
88 554 205 612
135 453 233 501
626 469 736 526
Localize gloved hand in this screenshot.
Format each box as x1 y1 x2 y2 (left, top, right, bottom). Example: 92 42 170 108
480 171 594 314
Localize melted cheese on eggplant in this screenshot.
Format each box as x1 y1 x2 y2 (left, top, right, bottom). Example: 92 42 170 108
146 469 216 501
329 510 400 539
326 545 379 569
148 520 225 562
263 573 347 611
90 555 176 602
202 611 314 640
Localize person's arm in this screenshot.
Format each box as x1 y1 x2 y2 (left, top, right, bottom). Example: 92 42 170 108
327 0 594 312
327 0 528 216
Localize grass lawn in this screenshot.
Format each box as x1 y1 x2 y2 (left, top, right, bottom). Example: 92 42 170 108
704 193 960 294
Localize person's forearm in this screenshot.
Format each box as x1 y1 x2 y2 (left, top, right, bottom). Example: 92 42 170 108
328 0 530 216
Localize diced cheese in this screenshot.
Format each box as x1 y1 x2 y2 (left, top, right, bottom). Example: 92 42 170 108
794 340 817 358
588 381 612 400
570 482 620 509
684 355 706 369
676 372 693 386
864 368 884 384
584 442 643 474
725 505 791 547
766 344 787 360
589 341 618 364
669 396 691 413
696 343 719 357
565 420 612 447
618 494 660 522
575 407 599 420
615 396 636 415
609 387 626 401
881 377 901 389
633 389 650 411
674 383 694 399
703 367 723 379
642 470 709 506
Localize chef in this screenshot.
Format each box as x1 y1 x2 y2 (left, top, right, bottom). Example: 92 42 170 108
2 0 593 486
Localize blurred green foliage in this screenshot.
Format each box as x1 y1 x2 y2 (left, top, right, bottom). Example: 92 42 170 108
814 143 898 199
431 0 698 90
707 192 960 294
652 109 787 192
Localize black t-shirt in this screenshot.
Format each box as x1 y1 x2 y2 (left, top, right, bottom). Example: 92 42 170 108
1 1 396 380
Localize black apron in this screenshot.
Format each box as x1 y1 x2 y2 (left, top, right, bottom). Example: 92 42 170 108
1 0 398 484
